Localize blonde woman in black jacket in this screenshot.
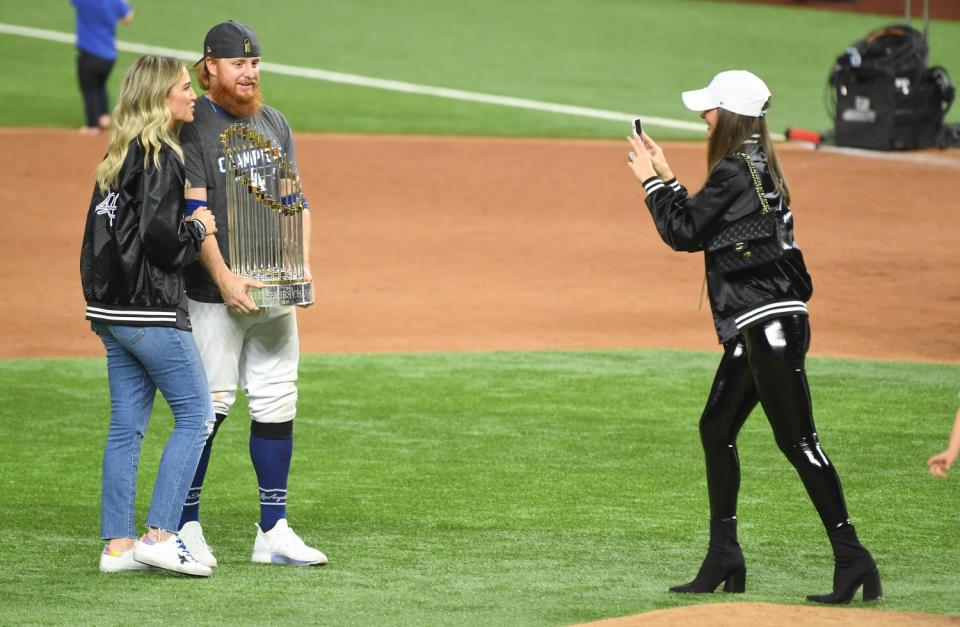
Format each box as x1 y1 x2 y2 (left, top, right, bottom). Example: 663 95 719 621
80 55 217 577
626 70 880 604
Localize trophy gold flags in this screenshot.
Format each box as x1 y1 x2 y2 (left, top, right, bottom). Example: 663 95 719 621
221 124 313 307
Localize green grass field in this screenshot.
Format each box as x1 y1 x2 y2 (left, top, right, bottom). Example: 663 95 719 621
1 351 958 624
2 0 959 137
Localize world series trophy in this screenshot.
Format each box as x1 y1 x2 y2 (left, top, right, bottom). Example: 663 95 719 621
221 124 313 307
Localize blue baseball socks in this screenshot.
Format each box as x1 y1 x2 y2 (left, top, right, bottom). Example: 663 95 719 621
249 420 293 533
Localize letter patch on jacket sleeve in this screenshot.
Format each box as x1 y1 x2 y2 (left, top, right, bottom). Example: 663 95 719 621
95 191 119 227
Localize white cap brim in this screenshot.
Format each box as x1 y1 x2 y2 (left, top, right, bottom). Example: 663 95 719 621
682 88 719 113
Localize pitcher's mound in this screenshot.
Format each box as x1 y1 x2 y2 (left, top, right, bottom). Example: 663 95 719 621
581 602 959 626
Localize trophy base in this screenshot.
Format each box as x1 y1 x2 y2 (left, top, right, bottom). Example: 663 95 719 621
250 282 314 307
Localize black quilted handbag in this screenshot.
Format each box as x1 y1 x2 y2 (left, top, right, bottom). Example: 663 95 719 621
706 153 787 275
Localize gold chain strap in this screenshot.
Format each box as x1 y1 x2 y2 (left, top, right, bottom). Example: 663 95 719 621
737 152 770 214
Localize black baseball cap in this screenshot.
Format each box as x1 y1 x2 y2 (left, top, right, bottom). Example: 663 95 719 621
196 20 261 65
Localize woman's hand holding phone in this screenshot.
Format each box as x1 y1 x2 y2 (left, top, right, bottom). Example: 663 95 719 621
628 118 674 183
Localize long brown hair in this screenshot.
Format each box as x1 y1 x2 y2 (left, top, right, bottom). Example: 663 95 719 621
706 100 790 204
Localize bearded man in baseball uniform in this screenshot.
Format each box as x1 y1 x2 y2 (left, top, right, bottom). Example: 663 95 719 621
177 20 326 567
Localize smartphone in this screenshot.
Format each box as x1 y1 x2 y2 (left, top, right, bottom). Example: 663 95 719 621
633 118 643 136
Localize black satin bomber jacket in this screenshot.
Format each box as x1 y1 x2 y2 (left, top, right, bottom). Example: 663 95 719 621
642 139 814 343
80 140 205 330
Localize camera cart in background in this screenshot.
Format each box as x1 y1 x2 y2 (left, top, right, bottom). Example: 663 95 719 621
829 0 955 150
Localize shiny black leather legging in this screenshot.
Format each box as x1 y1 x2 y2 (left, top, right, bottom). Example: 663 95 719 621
699 314 851 530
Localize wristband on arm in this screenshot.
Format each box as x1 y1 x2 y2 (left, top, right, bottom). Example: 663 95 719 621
184 198 206 216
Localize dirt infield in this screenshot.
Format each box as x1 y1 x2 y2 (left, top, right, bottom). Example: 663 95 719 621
3 129 958 364
1 128 958 625
727 0 960 21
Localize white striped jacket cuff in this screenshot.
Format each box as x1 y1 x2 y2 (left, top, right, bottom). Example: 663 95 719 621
643 176 683 195
642 176 665 194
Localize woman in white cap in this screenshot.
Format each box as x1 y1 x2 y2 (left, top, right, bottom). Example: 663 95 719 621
626 70 880 604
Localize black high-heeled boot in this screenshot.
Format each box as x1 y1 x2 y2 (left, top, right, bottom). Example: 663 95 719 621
670 517 746 593
807 525 882 604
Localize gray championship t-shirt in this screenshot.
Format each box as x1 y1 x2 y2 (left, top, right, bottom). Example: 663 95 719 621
180 95 298 303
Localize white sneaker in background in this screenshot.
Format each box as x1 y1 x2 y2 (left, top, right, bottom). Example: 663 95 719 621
99 546 152 573
179 521 218 568
251 519 327 566
133 534 213 577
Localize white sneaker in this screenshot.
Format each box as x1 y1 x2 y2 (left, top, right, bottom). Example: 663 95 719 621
251 519 327 566
178 521 218 568
133 534 213 577
99 546 152 573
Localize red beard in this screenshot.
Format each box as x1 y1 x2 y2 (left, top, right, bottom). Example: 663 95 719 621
208 79 264 119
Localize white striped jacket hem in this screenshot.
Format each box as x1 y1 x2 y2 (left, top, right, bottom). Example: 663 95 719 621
734 300 808 331
85 304 178 325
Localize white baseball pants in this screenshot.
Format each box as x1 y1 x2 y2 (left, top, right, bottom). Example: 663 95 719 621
186 298 299 423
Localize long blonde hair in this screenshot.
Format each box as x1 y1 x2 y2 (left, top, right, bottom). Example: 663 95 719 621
95 55 187 193
706 101 790 204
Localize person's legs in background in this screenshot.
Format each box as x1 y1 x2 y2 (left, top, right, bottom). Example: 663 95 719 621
76 49 114 133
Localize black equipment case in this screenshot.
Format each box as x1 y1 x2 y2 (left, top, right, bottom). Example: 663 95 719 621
830 25 954 150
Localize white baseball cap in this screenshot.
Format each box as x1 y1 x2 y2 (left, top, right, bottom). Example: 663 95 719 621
681 70 771 117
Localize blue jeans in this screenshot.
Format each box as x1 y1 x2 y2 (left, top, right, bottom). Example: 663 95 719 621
93 323 214 539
